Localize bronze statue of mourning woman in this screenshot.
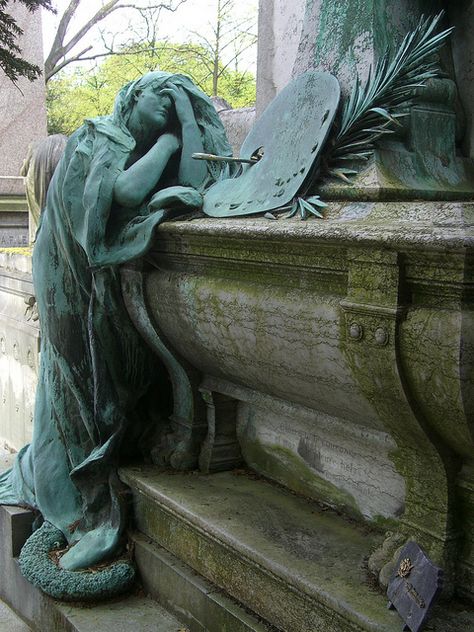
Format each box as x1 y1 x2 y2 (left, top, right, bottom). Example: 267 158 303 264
0 71 233 600
0 10 454 601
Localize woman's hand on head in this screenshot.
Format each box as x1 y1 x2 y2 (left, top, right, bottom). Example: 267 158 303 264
162 86 196 126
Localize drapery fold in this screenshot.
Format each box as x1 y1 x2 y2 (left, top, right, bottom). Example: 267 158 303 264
0 71 232 570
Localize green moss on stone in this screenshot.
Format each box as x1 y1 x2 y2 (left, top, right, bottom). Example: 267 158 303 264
242 438 365 522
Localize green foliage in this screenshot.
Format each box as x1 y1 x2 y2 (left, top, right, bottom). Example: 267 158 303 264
322 12 454 179
0 0 54 83
47 42 256 135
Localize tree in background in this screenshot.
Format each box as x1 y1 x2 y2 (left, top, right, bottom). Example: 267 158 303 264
44 0 187 81
46 0 257 135
0 0 53 83
47 41 256 134
191 0 257 97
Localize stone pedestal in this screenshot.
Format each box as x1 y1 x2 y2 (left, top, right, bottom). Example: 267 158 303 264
124 191 474 598
0 5 46 247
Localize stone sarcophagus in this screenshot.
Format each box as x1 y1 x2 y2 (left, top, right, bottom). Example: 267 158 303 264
122 195 474 599
119 6 474 609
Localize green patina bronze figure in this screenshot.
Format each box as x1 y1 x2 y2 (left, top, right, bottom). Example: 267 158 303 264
0 70 231 600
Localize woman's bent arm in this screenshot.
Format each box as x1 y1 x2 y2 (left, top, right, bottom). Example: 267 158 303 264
113 133 179 207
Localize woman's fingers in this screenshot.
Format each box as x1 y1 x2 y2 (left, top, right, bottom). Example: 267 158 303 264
162 86 194 124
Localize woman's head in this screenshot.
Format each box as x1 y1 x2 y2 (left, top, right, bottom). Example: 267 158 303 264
114 71 178 131
109 70 233 177
130 84 176 137
114 72 181 144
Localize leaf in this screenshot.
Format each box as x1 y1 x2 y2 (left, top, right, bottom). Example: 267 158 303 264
300 198 324 218
369 107 402 126
330 168 358 176
328 169 356 184
337 152 371 161
281 201 298 219
306 195 328 207
297 198 307 220
361 127 395 135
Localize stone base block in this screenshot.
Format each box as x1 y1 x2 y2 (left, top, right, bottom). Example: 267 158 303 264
0 599 31 631
0 506 186 632
0 193 28 248
133 533 271 632
0 250 38 450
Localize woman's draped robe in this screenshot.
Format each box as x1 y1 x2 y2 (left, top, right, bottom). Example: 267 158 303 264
0 72 232 568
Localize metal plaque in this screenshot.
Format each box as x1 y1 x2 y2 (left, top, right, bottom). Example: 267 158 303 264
203 71 340 217
387 542 443 632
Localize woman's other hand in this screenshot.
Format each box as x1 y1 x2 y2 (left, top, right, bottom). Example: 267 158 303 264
114 133 180 208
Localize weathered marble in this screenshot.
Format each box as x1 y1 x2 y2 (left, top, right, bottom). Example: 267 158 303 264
122 467 474 632
218 107 256 157
256 0 306 115
0 195 29 248
445 4 474 158
125 193 474 598
0 250 38 450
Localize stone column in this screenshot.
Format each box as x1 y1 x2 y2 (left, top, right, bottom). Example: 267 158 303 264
0 4 47 184
0 3 47 247
446 2 474 157
256 0 306 117
293 0 444 96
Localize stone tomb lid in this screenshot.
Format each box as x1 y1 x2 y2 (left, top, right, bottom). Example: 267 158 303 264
203 70 340 218
387 541 443 632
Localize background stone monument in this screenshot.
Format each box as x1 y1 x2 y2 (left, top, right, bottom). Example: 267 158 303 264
0 2 47 248
256 0 306 115
0 4 45 449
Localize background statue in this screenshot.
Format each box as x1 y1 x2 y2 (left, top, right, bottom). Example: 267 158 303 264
0 71 231 599
20 134 68 243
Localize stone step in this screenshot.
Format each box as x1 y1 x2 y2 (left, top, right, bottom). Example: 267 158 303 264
132 532 274 632
52 595 187 632
0 505 188 632
121 466 474 632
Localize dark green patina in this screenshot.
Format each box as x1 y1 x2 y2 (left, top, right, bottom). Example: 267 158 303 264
0 70 231 597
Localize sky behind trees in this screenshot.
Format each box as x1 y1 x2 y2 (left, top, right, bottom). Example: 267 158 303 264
41 0 258 74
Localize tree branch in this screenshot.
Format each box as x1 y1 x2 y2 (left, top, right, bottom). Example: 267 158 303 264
44 0 188 81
